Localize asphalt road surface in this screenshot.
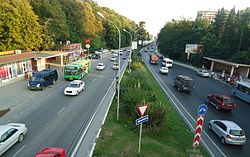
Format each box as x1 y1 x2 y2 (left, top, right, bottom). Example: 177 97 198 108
0 52 128 157
141 50 250 157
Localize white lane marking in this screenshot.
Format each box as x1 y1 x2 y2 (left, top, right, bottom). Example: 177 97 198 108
92 79 97 82
70 78 116 157
13 145 26 157
142 53 226 157
57 107 65 116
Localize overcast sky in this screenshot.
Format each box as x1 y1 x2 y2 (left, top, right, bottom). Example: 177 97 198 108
95 0 250 36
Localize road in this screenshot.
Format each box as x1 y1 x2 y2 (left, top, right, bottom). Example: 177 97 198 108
0 52 128 157
141 50 250 157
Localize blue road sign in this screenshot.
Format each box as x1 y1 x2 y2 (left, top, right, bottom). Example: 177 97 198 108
197 104 208 115
135 115 149 126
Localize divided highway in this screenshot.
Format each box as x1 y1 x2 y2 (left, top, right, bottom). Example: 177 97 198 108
141 50 250 157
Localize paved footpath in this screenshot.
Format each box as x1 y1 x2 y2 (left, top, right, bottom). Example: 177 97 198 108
0 66 65 111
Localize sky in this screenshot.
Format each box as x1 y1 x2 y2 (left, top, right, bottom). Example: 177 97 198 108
95 0 250 36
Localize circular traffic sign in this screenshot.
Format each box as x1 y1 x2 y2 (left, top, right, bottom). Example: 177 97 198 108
85 44 90 49
85 38 91 44
197 104 208 115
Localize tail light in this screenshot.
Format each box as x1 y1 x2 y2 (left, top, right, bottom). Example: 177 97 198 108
226 134 231 139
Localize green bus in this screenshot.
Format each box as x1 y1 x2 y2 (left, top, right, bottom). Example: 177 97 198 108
64 59 91 80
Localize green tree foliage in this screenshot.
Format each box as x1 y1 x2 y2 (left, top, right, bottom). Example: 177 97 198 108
0 0 42 51
158 7 250 65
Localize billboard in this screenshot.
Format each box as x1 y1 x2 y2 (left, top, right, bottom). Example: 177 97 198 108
185 44 203 54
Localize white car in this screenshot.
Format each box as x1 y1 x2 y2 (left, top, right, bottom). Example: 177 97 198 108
159 67 169 74
96 63 105 70
113 53 118 57
0 123 27 156
112 62 119 70
197 69 210 77
64 80 85 96
110 57 116 61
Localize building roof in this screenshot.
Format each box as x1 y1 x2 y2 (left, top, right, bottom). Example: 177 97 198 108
0 52 36 65
203 57 250 68
34 51 68 59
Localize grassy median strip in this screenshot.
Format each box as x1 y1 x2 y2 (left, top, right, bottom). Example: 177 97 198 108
93 60 209 157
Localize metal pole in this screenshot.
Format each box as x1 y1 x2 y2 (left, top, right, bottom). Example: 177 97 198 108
138 123 142 156
123 29 132 70
97 12 121 121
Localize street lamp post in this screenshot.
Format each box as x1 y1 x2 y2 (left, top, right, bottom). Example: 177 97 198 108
97 12 121 121
122 29 132 70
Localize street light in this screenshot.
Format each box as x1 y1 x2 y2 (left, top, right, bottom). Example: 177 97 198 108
97 12 121 121
122 29 132 70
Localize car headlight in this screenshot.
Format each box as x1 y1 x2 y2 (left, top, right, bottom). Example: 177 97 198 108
28 84 30 87
37 84 40 87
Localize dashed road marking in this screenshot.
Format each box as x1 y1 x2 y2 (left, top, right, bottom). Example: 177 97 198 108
57 107 65 116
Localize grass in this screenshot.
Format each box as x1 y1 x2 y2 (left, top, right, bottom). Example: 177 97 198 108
93 64 209 157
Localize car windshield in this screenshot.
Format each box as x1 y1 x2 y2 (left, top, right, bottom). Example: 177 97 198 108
230 130 245 136
162 67 168 70
97 63 103 66
68 83 79 88
30 76 43 82
224 98 234 104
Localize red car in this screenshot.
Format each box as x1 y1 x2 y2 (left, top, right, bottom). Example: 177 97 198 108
34 148 66 157
207 94 236 111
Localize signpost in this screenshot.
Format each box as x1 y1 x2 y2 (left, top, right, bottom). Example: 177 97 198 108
85 38 91 56
193 104 208 148
136 104 149 156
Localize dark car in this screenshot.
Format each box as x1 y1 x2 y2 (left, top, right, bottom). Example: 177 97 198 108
173 75 194 92
89 54 100 59
207 94 236 111
28 69 58 90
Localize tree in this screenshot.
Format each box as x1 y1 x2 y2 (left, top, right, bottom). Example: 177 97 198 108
0 0 42 51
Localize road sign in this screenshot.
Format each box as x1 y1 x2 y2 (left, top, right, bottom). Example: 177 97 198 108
193 115 204 147
138 105 148 117
85 38 91 44
85 44 90 49
135 115 149 126
197 104 208 116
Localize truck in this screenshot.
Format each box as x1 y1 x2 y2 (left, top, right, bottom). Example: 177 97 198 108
149 54 159 64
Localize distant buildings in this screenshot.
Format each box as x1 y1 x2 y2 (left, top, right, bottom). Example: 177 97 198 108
196 10 218 22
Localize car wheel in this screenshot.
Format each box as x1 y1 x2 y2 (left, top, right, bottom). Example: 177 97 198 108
53 79 56 85
208 124 212 130
221 137 226 144
76 91 79 96
18 134 24 142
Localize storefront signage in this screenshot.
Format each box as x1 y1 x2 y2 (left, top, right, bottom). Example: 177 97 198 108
0 51 15 56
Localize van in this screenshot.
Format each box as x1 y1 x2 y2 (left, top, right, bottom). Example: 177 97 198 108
28 69 58 90
173 75 194 92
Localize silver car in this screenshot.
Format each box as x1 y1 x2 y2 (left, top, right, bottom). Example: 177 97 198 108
0 123 28 156
197 69 210 77
208 120 246 145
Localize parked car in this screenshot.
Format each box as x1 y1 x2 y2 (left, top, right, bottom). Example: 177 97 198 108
96 63 105 70
28 69 58 90
159 66 169 74
112 62 119 70
208 120 246 145
197 69 210 77
64 80 85 96
0 123 28 156
110 56 116 61
207 94 236 111
173 75 194 92
34 147 66 157
90 54 100 59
